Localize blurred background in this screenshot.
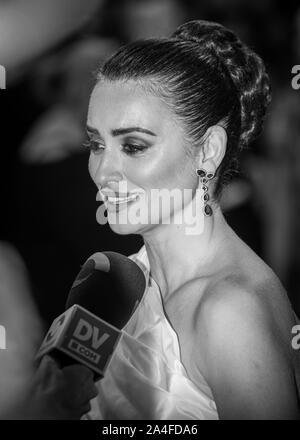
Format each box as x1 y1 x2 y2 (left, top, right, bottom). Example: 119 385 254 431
0 0 300 335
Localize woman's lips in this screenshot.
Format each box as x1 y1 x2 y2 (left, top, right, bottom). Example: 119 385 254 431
105 195 140 213
106 193 140 205
96 190 144 203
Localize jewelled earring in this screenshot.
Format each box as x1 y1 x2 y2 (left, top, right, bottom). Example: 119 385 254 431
196 168 215 216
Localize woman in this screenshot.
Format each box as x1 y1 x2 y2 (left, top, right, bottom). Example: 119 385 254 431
84 20 300 419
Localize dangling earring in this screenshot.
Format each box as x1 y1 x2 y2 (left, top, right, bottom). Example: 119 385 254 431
196 168 215 216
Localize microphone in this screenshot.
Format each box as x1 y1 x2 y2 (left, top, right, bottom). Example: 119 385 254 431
36 252 146 379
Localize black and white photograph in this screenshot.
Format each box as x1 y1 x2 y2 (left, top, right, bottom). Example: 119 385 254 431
0 0 299 426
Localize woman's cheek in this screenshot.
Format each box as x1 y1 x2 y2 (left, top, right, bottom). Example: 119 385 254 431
126 156 168 189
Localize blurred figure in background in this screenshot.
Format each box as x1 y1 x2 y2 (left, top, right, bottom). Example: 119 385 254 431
249 85 300 301
0 0 104 418
0 0 103 80
19 38 119 164
245 5 300 313
0 242 43 417
120 0 189 41
0 245 98 420
0 0 106 321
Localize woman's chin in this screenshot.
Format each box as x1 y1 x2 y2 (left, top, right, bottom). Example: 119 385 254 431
95 203 159 235
107 222 139 235
104 211 143 234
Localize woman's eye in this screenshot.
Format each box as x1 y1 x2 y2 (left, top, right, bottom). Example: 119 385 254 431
82 138 148 156
82 139 104 154
122 143 148 155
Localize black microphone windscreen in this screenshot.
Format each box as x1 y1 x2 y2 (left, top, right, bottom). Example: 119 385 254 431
66 252 146 329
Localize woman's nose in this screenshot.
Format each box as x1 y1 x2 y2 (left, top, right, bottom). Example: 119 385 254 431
93 148 123 188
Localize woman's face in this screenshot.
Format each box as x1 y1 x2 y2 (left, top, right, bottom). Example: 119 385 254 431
87 80 198 235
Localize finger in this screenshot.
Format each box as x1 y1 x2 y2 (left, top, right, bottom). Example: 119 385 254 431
63 402 92 420
34 355 63 391
36 355 59 378
89 382 99 400
62 364 94 386
79 402 91 417
62 379 98 409
40 355 61 377
79 380 98 402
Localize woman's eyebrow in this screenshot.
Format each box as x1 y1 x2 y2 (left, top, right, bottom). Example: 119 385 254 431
86 125 156 137
111 127 157 137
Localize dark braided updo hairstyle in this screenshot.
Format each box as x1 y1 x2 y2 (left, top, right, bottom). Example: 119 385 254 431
96 20 272 196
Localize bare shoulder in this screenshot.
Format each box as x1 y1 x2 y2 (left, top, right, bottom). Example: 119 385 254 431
191 270 300 419
195 269 295 360
195 277 276 353
199 273 279 324
193 237 297 351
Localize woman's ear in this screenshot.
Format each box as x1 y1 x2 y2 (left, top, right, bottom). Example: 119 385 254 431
198 125 227 170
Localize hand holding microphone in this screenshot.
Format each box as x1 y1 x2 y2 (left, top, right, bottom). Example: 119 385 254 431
26 355 98 419
32 251 146 419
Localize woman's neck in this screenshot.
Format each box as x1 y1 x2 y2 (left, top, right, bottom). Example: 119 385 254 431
142 206 232 301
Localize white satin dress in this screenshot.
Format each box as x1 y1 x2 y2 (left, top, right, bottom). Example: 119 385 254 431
84 245 219 420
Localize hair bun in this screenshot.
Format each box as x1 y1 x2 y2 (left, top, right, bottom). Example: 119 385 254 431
173 20 272 149
173 19 239 46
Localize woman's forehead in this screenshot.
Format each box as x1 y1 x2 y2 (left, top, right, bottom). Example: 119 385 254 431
88 80 178 132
